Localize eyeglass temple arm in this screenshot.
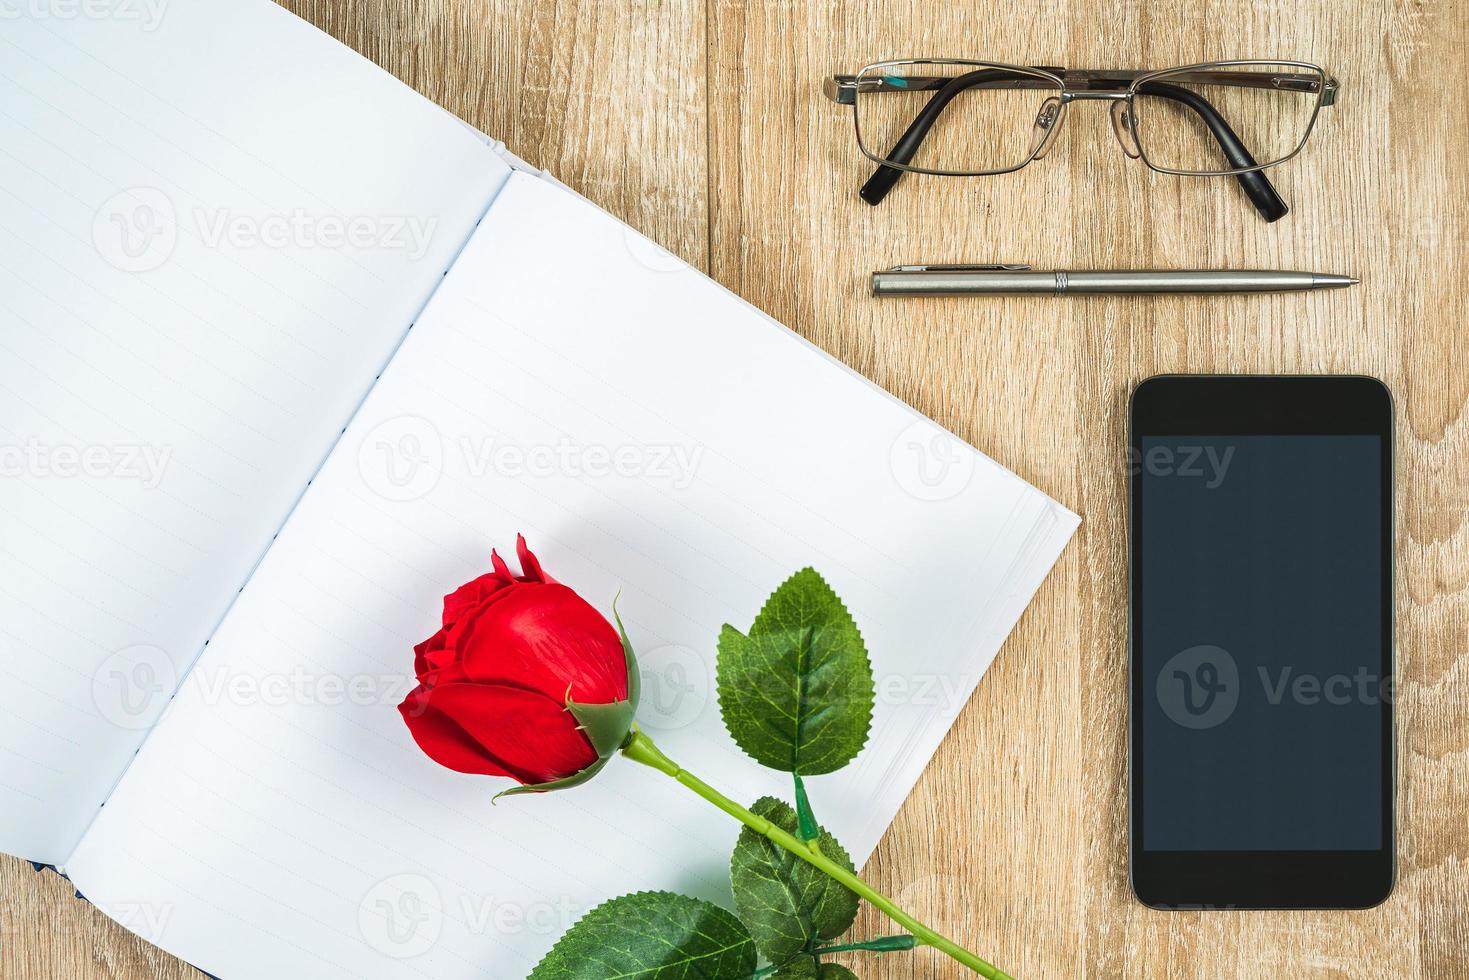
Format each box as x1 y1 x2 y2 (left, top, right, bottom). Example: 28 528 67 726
1134 80 1288 221
857 69 1289 222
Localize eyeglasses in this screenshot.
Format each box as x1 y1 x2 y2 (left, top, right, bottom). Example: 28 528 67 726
824 59 1338 222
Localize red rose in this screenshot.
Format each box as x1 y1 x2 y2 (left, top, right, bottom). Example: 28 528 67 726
399 535 638 794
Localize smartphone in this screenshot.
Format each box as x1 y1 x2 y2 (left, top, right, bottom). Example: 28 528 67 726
1128 375 1394 909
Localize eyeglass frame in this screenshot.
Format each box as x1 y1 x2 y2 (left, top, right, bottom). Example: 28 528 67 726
824 59 1339 222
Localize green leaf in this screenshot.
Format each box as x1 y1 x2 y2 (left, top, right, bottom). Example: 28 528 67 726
770 959 859 979
716 568 874 775
730 797 860 964
529 891 756 980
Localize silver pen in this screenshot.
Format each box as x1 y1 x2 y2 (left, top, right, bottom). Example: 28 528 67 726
871 264 1360 297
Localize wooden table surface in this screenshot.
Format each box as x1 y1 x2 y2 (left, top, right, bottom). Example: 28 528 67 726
4 1 1467 977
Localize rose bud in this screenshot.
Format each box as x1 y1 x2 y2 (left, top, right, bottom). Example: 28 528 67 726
398 535 639 797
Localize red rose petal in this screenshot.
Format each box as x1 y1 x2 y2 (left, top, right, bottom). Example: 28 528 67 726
442 568 516 627
452 583 627 704
515 534 557 584
400 682 599 784
412 627 453 678
399 685 526 780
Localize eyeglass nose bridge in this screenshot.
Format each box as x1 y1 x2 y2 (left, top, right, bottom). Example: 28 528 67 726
1053 89 1143 160
1058 89 1130 102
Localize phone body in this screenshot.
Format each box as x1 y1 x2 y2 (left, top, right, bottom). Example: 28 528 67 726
1128 375 1394 909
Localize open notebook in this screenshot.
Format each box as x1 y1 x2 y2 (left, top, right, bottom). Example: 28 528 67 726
0 3 1078 977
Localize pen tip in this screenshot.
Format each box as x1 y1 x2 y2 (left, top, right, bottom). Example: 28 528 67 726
1312 274 1360 289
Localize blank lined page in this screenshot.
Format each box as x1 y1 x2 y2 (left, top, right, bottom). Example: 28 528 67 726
0 2 510 862
67 173 1077 978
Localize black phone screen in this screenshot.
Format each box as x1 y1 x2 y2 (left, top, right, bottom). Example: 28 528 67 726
1129 377 1393 909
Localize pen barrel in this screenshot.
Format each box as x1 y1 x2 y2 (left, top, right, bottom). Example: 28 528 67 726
1061 270 1317 294
871 270 1326 296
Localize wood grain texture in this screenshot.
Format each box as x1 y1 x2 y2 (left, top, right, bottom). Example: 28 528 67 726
4 0 1467 977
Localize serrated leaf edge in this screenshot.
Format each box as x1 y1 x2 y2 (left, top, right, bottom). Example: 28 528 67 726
529 889 755 980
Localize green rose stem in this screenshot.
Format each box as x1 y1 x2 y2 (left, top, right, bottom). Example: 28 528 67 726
620 729 1014 980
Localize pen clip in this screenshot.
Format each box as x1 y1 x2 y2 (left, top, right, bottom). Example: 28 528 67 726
885 263 1032 272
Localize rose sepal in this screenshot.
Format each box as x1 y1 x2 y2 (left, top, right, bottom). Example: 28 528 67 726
567 695 639 757
492 752 618 801
611 597 640 713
